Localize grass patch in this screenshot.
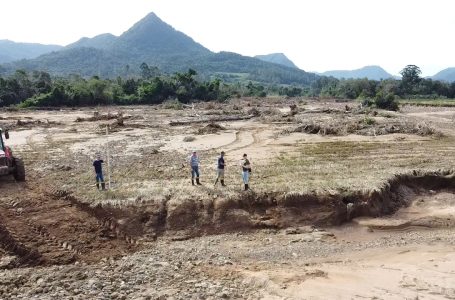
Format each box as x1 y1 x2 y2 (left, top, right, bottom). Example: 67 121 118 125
400 99 455 107
256 138 455 194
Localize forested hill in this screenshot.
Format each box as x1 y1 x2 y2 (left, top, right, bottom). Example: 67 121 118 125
0 12 318 86
322 66 395 80
0 40 63 63
431 68 455 82
255 53 298 69
66 33 117 50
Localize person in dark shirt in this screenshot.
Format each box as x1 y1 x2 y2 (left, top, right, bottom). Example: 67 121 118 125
93 155 105 190
214 151 226 186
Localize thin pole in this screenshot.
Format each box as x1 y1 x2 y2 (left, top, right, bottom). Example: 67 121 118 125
106 125 111 189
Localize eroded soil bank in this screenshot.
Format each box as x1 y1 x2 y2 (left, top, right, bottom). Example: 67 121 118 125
49 170 455 250
2 169 454 270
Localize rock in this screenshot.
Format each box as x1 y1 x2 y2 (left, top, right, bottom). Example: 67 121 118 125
284 226 314 235
302 235 315 242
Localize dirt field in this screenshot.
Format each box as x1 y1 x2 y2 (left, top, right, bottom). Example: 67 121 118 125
1 98 455 299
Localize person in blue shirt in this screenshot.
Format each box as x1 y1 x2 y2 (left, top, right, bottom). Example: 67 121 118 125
188 151 202 186
93 155 105 190
214 151 226 186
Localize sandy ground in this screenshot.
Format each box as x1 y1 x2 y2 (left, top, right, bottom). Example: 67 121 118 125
247 245 455 299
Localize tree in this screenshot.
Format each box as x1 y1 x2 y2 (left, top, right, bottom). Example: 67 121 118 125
140 62 152 80
400 65 421 95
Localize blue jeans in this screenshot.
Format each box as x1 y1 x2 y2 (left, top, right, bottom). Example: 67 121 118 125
242 171 249 184
96 172 104 183
191 166 200 178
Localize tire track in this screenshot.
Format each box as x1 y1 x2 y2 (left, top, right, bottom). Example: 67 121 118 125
0 181 141 268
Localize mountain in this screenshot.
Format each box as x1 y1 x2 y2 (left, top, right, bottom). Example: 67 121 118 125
322 66 394 80
431 68 455 82
116 12 210 56
255 53 298 69
66 33 117 50
0 12 318 86
0 39 63 63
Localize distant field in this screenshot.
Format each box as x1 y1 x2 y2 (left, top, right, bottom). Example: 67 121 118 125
399 98 455 107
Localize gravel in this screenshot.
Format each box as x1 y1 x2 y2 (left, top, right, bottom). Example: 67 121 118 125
1 227 455 299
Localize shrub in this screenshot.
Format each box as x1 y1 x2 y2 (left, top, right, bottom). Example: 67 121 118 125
374 93 399 111
361 98 374 107
363 117 376 125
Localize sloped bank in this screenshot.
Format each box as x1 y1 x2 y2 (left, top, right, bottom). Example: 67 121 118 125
58 170 455 241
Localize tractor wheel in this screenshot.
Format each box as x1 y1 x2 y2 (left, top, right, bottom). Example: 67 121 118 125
13 158 25 181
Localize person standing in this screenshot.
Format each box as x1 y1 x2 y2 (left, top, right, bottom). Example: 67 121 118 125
214 151 226 186
241 153 251 190
93 155 105 190
189 150 202 186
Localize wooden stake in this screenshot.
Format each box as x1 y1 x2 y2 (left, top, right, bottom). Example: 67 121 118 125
106 125 111 189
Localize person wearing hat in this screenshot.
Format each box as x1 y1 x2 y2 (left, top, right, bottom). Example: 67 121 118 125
93 154 105 190
189 150 202 186
241 153 251 190
214 151 226 186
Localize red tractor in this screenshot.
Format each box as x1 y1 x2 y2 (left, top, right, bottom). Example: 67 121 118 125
0 128 25 181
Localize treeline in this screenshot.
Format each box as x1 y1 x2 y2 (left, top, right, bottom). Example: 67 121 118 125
307 65 455 110
1 65 455 110
0 68 233 107
0 67 300 108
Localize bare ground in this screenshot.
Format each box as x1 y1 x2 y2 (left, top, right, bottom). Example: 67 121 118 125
1 98 455 299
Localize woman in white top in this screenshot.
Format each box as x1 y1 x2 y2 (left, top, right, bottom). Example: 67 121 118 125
240 153 251 190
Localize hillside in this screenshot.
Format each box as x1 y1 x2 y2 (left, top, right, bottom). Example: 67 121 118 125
255 53 298 69
0 39 63 63
66 33 117 50
322 66 394 80
431 68 455 82
0 13 318 86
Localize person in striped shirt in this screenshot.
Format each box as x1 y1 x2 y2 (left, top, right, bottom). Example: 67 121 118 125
189 150 202 186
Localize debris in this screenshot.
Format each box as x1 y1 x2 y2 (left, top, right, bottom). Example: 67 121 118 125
196 123 225 135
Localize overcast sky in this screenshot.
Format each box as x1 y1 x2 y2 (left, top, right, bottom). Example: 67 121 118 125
1 0 453 76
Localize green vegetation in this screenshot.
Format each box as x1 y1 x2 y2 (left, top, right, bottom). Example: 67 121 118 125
2 65 455 109
399 99 455 107
311 65 455 110
0 69 232 107
0 13 318 86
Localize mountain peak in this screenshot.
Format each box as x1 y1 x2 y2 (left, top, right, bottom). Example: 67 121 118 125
0 40 63 64
118 12 210 55
322 66 394 80
432 67 455 82
128 12 164 30
255 53 298 69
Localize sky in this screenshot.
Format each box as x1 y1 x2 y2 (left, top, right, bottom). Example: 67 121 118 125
1 0 454 76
